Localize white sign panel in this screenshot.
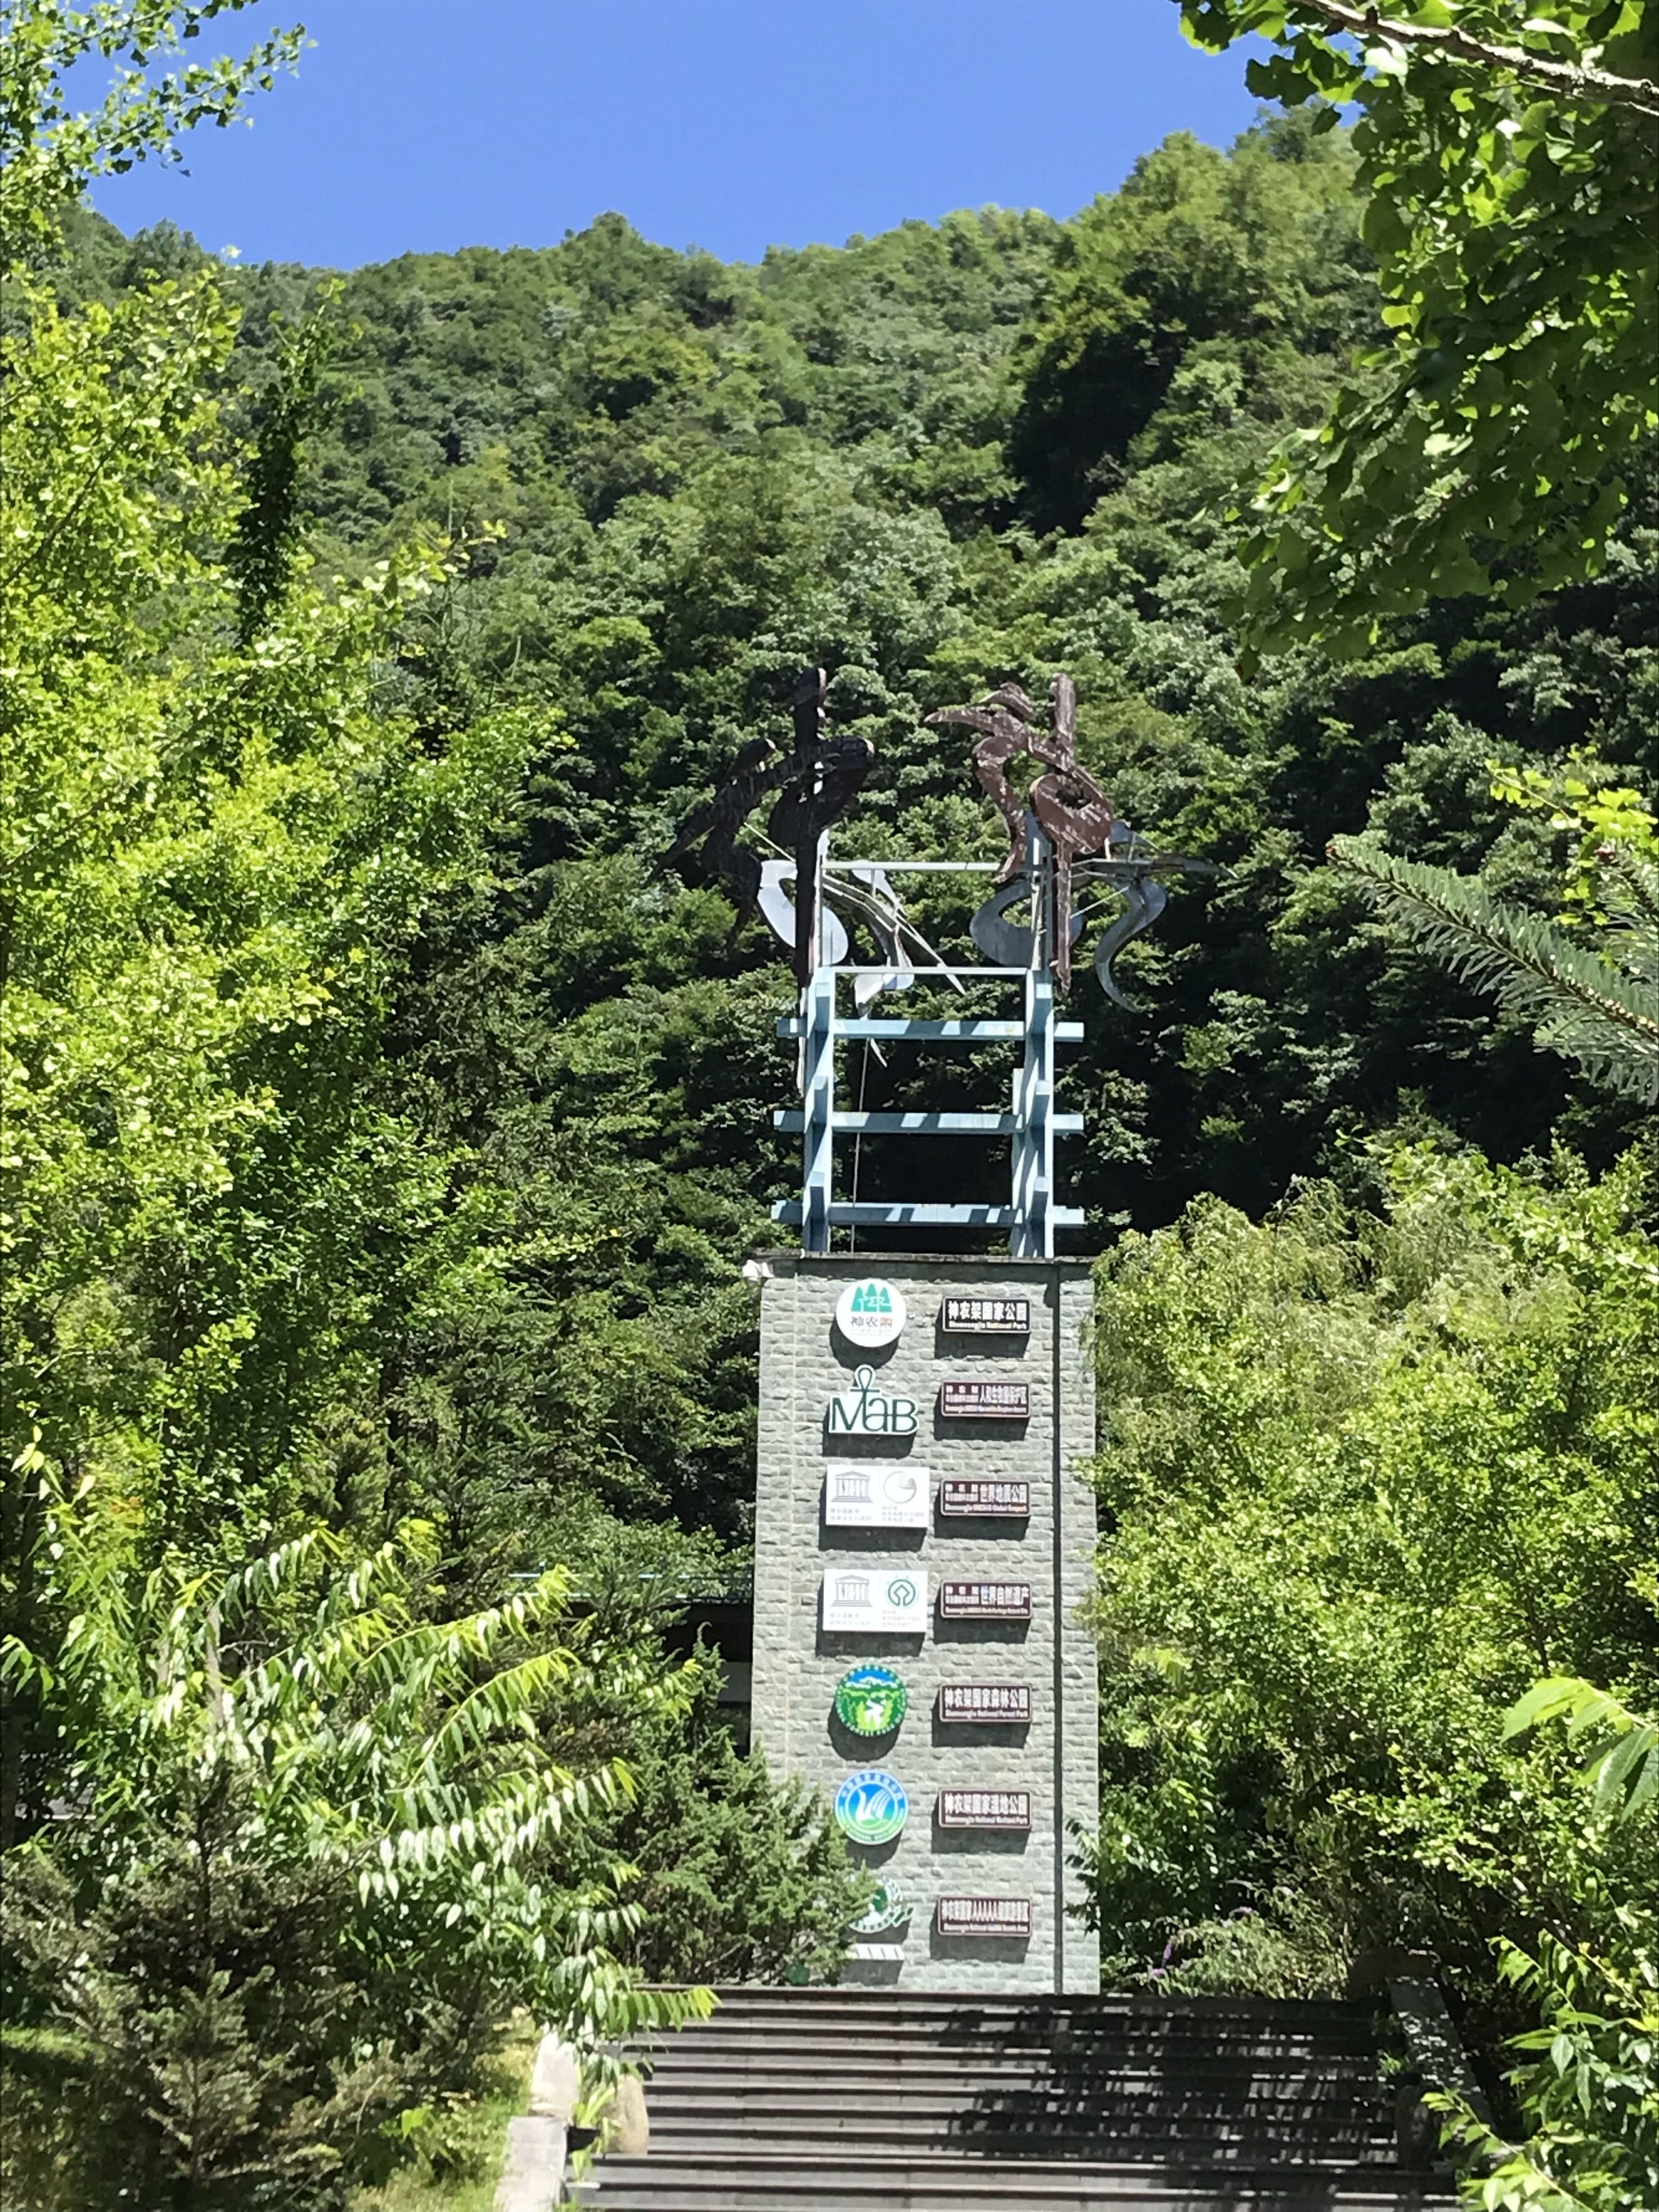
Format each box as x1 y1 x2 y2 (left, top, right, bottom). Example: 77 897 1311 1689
821 1568 929 1635
823 1462 932 1530
835 1278 907 1348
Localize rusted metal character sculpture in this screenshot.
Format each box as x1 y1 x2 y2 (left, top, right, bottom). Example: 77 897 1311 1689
929 672 1212 1002
659 667 872 985
927 673 1113 989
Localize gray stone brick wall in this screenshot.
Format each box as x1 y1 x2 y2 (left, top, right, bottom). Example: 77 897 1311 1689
751 1255 1100 1994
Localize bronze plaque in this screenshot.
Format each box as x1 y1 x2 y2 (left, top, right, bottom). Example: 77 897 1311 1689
941 1295 1031 1335
937 1788 1032 1831
939 1379 1030 1420
939 1581 1032 1621
938 1683 1032 1724
939 1478 1029 1518
936 1894 1032 1938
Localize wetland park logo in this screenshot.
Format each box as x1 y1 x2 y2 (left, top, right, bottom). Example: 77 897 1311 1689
834 1768 909 1846
834 1664 909 1736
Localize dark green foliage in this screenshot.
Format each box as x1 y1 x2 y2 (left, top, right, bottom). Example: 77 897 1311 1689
601 1667 868 1987
3 1845 421 2212
57 109 1639 1602
1080 1145 1659 2038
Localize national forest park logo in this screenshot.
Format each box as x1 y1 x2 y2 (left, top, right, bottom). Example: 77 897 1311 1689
833 1768 909 1846
834 1664 909 1736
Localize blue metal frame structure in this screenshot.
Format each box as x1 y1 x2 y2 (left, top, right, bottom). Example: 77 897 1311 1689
771 819 1085 1258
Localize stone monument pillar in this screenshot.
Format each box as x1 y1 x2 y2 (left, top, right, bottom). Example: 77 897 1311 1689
663 664 1203 1996
751 1255 1099 1994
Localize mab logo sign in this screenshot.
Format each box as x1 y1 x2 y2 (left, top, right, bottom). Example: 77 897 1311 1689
825 1364 917 1436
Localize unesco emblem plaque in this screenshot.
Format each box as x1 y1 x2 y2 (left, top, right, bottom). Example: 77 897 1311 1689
824 1461 931 1530
938 1683 1032 1725
821 1568 928 1634
939 1379 1030 1421
936 1895 1032 1938
939 1581 1032 1621
941 1296 1031 1335
937 1788 1032 1831
939 1478 1029 1518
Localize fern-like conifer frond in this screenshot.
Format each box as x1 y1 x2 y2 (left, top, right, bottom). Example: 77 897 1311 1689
1329 836 1659 1105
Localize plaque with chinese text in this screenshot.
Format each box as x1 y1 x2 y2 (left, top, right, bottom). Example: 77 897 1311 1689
937 1788 1032 1831
939 1379 1030 1421
823 1461 931 1530
941 1295 1031 1335
939 1478 1029 1518
936 1894 1032 1938
821 1569 928 1634
939 1581 1032 1621
938 1683 1032 1725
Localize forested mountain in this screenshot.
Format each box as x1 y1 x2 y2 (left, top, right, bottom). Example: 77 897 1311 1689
70 114 1655 1557
8 26 1655 2195
49 112 1652 1583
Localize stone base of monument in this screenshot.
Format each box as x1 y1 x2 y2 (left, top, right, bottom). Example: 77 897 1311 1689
751 1256 1101 1996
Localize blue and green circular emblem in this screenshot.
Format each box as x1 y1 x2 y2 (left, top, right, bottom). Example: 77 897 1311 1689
834 1768 909 1846
834 1664 909 1737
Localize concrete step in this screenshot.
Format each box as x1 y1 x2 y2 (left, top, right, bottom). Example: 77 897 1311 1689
642 2025 1384 2063
696 1990 1376 2018
639 2078 1398 2109
645 2044 1390 2079
575 2153 1458 2211
645 2069 1393 2101
685 2007 1378 2034
640 2128 1400 2166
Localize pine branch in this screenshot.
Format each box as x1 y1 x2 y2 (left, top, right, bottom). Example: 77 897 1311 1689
1328 836 1659 1104
1283 1 1659 121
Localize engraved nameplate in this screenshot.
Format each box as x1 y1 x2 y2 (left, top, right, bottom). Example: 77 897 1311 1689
939 1379 1029 1420
939 1479 1029 1518
941 1296 1031 1335
936 1894 1032 1937
939 1581 1031 1621
937 1683 1032 1724
937 1788 1032 1831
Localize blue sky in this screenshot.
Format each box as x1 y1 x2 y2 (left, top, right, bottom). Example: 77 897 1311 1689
83 0 1269 269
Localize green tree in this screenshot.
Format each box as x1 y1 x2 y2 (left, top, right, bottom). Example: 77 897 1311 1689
1329 778 1659 1103
1 1492 712 2208
1178 1 1659 656
1079 1142 1658 2012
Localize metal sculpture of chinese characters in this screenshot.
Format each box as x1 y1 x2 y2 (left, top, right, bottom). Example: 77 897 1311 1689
660 667 874 985
664 664 1210 1256
929 672 1212 1003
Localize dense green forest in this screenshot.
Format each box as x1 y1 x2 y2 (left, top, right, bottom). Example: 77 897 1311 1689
3 3 1655 2207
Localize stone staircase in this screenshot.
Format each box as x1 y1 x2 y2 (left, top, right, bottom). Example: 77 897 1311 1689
575 1987 1462 2210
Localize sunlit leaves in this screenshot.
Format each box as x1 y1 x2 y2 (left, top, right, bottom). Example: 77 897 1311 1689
1178 3 1659 657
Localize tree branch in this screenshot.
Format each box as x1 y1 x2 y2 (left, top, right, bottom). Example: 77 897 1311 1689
1286 1 1659 121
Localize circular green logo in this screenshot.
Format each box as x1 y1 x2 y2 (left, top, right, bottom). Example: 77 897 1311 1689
834 1664 909 1736
834 1769 908 1846
849 1883 911 1934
